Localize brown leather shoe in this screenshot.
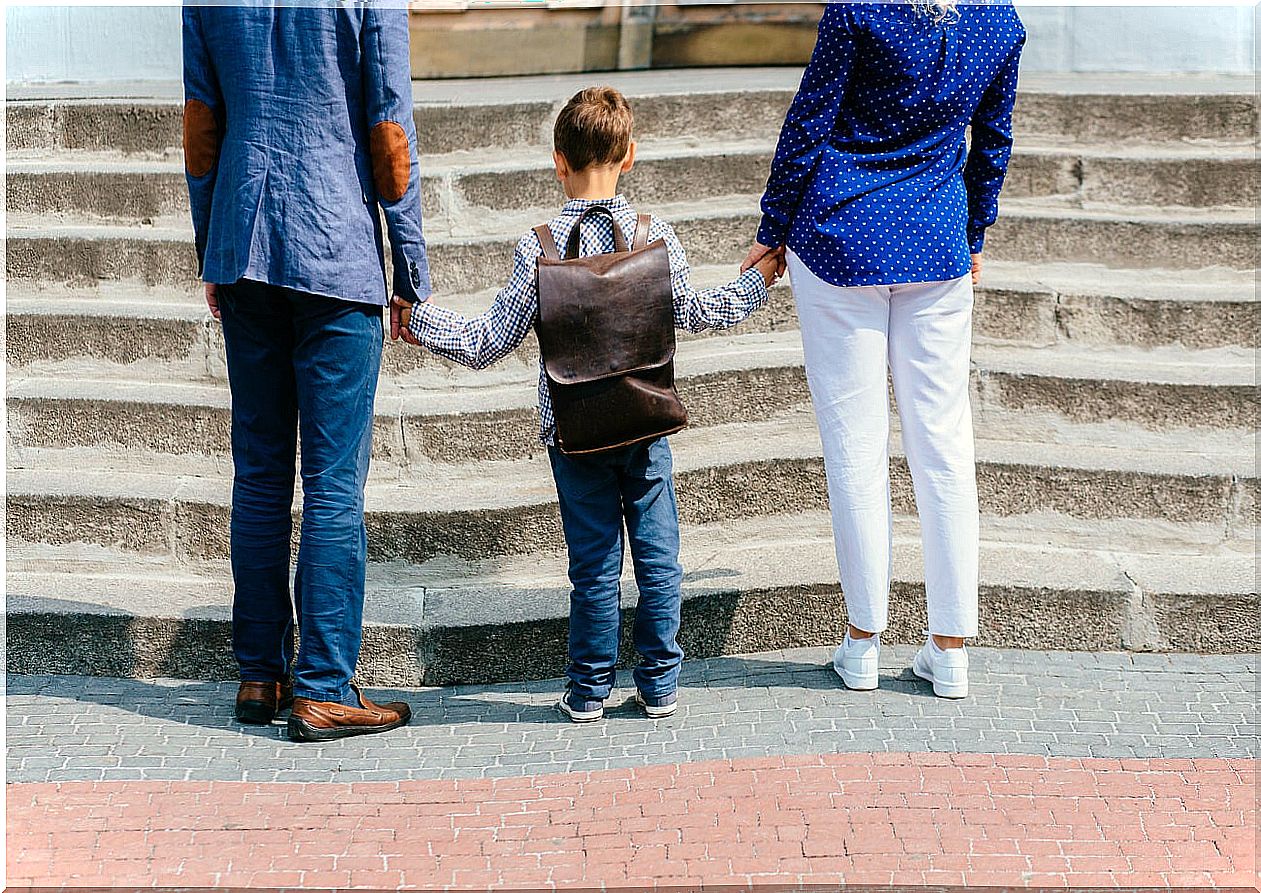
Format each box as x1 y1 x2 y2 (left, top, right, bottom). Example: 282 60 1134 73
235 680 295 725
286 684 411 742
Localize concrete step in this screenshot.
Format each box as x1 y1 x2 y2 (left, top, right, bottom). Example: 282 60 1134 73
6 410 1254 575
8 141 1255 225
7 72 1257 155
6 200 1256 297
8 335 1255 469
6 511 1255 683
6 264 1254 381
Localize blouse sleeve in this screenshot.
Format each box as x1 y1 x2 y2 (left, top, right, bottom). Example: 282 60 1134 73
756 4 859 249
963 31 1025 255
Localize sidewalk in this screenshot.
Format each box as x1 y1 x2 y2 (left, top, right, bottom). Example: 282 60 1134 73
7 646 1257 887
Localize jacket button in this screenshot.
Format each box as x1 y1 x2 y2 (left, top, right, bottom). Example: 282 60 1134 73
410 262 421 288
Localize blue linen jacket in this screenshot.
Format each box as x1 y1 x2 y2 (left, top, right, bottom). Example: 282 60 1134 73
757 1 1025 288
182 4 432 306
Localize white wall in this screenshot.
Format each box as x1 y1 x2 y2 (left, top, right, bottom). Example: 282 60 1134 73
1016 4 1255 74
4 4 1257 84
7 6 182 84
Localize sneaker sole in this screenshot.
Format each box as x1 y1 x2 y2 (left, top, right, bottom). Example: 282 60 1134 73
635 695 678 718
556 701 603 723
834 665 879 691
286 714 410 742
912 662 968 699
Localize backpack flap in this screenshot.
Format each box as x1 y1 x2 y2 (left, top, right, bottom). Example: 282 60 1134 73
536 240 675 386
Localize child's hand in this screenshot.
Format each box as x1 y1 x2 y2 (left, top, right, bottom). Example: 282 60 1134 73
390 295 421 345
753 247 786 288
970 253 982 286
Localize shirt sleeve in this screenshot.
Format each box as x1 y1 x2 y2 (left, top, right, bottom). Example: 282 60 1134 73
181 7 222 278
362 6 433 303
963 32 1025 255
658 219 770 334
407 234 540 369
756 4 859 249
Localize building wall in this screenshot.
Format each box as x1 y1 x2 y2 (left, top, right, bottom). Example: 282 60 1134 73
6 6 183 84
5 4 1256 84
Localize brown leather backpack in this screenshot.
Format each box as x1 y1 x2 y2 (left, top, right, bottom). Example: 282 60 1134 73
534 205 688 455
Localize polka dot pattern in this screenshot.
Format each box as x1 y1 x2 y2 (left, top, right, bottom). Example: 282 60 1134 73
757 1 1026 287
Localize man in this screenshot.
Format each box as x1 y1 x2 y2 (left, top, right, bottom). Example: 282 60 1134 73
183 5 429 741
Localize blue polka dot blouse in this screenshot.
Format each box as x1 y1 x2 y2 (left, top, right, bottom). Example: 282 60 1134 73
757 1 1026 287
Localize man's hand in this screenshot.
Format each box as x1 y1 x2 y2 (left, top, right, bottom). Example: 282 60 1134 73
390 295 421 345
205 282 221 320
971 253 982 286
754 246 787 288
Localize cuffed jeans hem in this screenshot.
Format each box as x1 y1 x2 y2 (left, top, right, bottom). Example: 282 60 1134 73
239 672 289 683
292 686 355 705
567 677 613 701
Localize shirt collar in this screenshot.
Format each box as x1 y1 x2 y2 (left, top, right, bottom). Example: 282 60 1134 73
560 194 630 215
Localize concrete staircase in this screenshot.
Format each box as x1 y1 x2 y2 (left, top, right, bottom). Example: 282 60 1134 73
6 71 1256 685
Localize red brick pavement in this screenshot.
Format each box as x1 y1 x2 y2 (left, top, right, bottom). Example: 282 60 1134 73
7 753 1256 888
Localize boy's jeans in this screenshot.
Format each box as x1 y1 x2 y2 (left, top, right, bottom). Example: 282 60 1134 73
218 279 382 706
548 437 686 701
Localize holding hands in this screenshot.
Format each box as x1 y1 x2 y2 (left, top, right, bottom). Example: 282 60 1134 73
390 295 421 345
741 242 788 288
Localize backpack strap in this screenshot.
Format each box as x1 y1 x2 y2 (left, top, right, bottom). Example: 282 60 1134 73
534 224 561 261
632 213 652 251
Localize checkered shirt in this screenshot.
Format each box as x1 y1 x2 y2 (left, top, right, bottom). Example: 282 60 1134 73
409 195 770 445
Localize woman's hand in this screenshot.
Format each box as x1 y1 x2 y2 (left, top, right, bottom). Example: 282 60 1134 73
970 253 982 286
741 241 782 275
754 247 787 288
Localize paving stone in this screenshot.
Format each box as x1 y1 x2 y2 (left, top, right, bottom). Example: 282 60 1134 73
8 644 1256 785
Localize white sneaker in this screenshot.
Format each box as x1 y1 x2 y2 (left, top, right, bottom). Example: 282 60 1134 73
831 631 880 691
912 637 969 699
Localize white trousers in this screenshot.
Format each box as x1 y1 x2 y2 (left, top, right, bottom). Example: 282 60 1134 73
788 251 980 638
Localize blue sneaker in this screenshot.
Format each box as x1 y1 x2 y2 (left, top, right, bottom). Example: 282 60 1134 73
634 690 678 718
556 689 604 723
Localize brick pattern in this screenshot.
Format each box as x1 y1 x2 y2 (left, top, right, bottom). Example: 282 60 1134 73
8 647 1256 784
7 754 1255 888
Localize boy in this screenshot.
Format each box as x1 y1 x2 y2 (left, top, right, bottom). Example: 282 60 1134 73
401 87 783 721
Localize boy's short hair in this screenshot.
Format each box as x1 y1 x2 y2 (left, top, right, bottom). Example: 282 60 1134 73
553 86 634 172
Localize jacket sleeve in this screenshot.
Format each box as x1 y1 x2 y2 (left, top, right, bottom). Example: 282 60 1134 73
362 6 432 303
756 4 858 249
963 32 1025 255
182 7 223 278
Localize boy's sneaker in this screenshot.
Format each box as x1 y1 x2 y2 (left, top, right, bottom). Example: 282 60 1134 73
556 689 604 723
912 637 969 699
832 631 880 690
634 690 678 719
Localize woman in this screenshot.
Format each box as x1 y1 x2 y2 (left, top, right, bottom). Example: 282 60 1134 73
744 0 1025 698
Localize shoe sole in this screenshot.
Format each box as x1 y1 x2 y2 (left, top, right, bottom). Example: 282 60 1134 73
833 664 879 691
286 714 410 742
912 662 968 699
634 695 678 718
235 701 277 725
556 701 603 723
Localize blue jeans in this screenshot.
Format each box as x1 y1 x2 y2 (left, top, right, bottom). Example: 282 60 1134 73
218 280 382 705
548 437 686 701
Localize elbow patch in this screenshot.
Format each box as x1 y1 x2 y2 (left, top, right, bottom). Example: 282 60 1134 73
183 99 220 178
370 121 411 202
